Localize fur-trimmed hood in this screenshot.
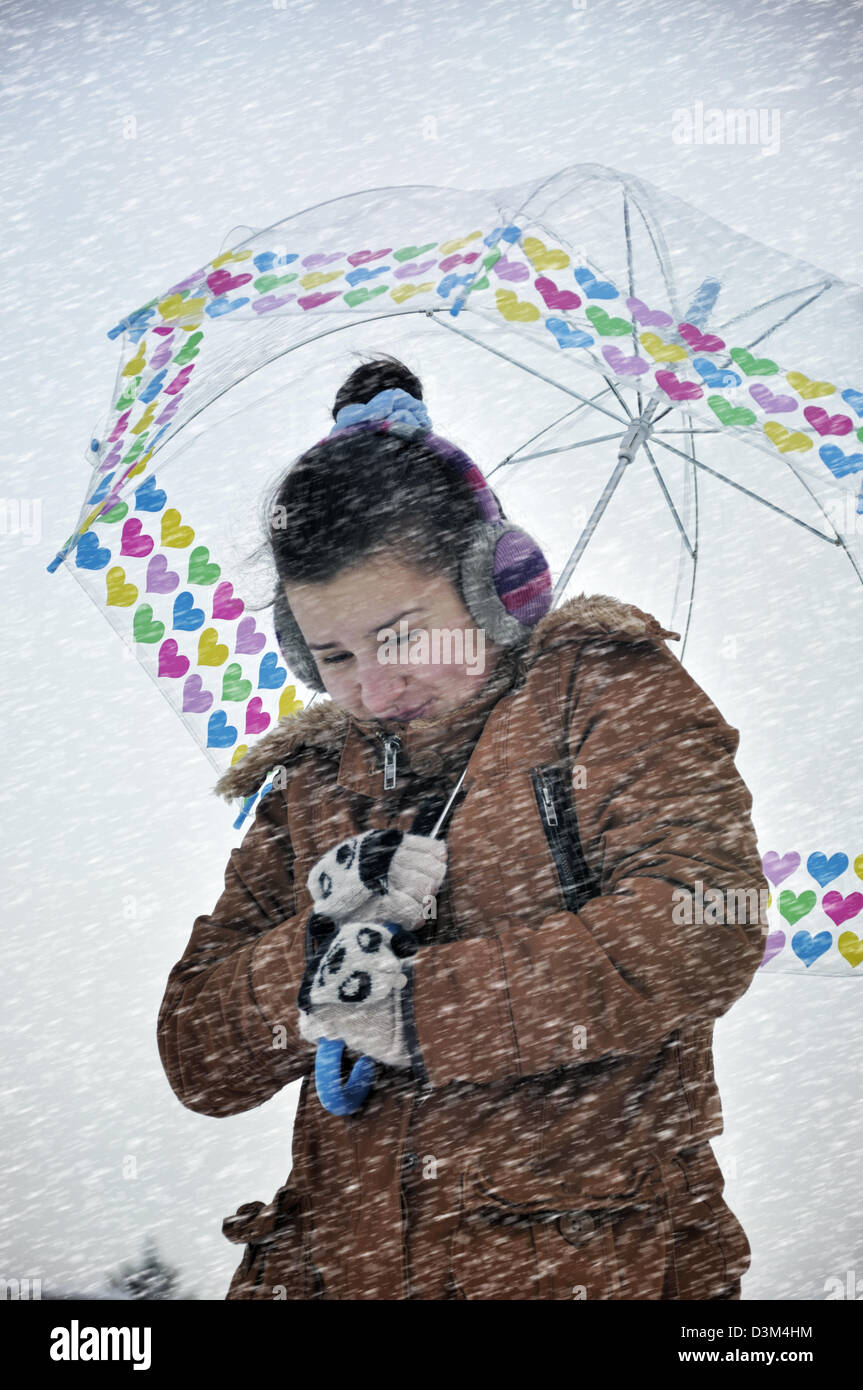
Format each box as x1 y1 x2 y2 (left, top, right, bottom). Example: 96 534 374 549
213 592 680 803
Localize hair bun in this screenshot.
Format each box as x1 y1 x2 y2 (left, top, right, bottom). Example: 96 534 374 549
332 353 423 421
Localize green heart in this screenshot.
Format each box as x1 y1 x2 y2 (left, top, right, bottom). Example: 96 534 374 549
465 274 489 294
101 501 129 523
392 242 437 262
482 249 502 270
779 889 817 926
585 305 632 337
188 546 221 586
120 437 149 465
115 380 141 411
857 426 863 443
707 395 757 427
173 331 203 365
133 604 164 644
222 663 252 702
730 348 779 376
343 284 389 308
253 272 298 294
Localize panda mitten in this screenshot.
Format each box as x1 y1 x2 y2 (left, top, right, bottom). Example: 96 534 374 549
296 920 418 1068
307 828 447 930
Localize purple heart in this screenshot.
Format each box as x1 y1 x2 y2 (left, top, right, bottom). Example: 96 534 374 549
493 256 530 283
182 674 213 714
760 930 786 967
394 258 436 280
146 554 180 594
626 296 673 328
302 251 344 268
150 341 175 370
235 616 266 655
252 293 295 314
602 345 648 376
99 445 122 472
822 891 863 927
762 850 801 886
750 384 797 413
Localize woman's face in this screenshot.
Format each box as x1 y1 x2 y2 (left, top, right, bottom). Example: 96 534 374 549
284 553 500 723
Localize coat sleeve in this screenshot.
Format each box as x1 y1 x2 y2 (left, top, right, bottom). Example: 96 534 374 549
156 781 314 1117
408 637 770 1090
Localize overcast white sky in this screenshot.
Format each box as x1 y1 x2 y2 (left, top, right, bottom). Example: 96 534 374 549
2 0 862 1300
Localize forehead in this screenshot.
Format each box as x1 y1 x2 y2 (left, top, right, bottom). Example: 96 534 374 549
285 557 460 641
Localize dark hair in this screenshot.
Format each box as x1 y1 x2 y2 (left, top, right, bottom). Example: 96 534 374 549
262 353 481 594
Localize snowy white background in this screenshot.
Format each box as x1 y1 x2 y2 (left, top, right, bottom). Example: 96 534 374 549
2 0 862 1299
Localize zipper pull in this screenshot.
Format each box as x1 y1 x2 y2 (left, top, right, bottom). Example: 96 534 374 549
382 735 401 790
539 773 558 827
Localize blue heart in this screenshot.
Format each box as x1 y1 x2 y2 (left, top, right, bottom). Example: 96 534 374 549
205 295 250 318
820 444 863 478
841 387 863 417
135 476 167 512
484 224 522 247
345 265 389 286
207 710 238 748
437 271 473 299
573 267 618 299
693 357 741 389
75 531 111 569
87 475 112 507
253 251 298 273
107 305 155 341
173 591 205 631
258 652 287 690
545 317 594 350
139 369 167 405
807 851 848 887
791 930 833 967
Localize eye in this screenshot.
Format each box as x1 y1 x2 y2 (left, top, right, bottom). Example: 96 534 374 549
322 652 352 665
397 628 426 644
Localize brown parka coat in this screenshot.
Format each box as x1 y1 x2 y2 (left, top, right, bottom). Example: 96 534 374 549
156 592 769 1301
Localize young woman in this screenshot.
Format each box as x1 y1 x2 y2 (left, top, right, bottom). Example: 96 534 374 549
157 355 769 1301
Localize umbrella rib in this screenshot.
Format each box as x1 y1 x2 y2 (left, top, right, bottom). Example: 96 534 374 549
426 312 632 427
648 434 844 545
713 278 834 350
488 390 619 477
642 441 695 558
498 433 628 465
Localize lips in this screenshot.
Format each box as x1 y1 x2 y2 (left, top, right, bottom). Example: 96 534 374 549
390 700 432 721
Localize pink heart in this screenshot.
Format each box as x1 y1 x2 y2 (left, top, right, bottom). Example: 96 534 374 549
493 256 530 283
602 344 648 376
164 365 194 396
158 638 190 679
762 850 801 886
750 385 797 413
245 697 271 735
212 581 244 621
146 554 179 594
760 930 786 967
235 616 266 655
626 296 673 328
252 294 295 314
678 322 725 353
298 291 342 311
302 252 344 268
394 258 436 280
803 406 853 436
655 369 702 401
151 325 175 337
439 251 479 273
822 891 863 927
182 674 213 714
109 410 131 443
120 517 154 558
535 276 581 312
347 248 392 267
207 269 253 296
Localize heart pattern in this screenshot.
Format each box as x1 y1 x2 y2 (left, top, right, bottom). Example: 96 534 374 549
758 849 863 971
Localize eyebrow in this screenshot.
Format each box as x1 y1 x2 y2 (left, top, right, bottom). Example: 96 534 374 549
307 608 427 650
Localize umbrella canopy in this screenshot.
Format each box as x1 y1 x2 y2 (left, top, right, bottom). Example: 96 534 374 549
47 162 863 976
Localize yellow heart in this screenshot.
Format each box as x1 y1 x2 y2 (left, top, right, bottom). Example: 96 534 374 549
158 294 206 322
854 854 863 881
390 280 435 304
838 932 863 968
230 744 249 766
523 236 570 272
786 371 835 399
279 684 304 719
640 331 687 363
130 401 157 436
197 627 229 667
105 566 138 607
438 231 483 255
128 458 148 478
495 289 541 323
211 250 253 269
122 346 147 378
763 421 813 453
299 269 344 289
161 508 195 548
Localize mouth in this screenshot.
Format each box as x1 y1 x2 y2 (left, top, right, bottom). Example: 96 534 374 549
388 699 433 722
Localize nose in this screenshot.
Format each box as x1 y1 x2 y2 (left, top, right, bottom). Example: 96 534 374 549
356 655 409 716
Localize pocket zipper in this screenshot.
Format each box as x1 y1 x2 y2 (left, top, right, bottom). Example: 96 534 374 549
531 766 597 916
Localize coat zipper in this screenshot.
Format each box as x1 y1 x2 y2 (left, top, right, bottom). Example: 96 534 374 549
381 734 401 790
531 765 598 916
